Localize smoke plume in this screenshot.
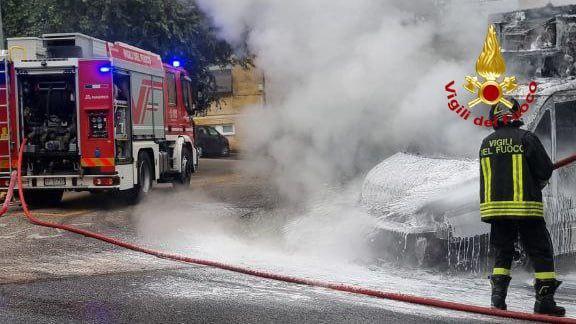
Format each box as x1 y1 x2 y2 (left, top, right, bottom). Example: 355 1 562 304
196 0 519 203
132 0 527 267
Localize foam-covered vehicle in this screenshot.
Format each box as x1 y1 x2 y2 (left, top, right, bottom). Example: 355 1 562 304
362 4 576 269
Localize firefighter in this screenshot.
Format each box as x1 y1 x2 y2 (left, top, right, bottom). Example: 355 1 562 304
479 98 565 316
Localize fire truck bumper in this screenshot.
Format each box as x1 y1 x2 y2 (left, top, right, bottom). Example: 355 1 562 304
0 175 121 190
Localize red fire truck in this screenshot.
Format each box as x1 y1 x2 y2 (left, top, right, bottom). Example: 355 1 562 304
0 33 199 205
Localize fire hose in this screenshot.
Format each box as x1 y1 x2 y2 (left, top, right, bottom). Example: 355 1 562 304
554 153 576 170
1 140 575 323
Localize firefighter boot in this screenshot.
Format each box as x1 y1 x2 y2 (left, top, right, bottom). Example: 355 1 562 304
534 279 566 317
490 275 511 310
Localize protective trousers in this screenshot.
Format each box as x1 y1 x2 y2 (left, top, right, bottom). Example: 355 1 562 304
490 220 556 279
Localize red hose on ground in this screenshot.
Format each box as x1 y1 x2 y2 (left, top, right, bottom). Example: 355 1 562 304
0 171 16 217
10 140 576 323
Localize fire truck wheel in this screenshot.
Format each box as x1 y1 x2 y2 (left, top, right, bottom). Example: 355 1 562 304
23 189 64 208
174 146 193 190
123 152 153 204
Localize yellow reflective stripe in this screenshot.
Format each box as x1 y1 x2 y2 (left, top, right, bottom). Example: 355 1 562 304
481 208 543 213
481 201 543 210
481 204 543 208
517 155 523 201
512 154 516 201
481 201 544 217
480 208 544 215
481 208 543 214
493 268 510 276
481 157 491 202
486 157 492 202
481 201 543 206
481 158 486 201
512 154 520 201
512 154 523 202
535 272 556 279
480 205 544 211
481 210 543 217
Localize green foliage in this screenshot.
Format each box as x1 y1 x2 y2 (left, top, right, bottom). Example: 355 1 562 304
1 0 237 111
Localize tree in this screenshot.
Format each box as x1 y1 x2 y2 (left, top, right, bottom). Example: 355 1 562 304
1 0 237 111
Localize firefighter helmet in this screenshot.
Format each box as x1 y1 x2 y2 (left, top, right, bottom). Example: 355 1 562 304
489 98 523 128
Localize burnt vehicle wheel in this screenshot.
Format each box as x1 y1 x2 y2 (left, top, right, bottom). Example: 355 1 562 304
369 229 492 272
122 152 153 204
23 189 64 208
174 147 193 190
369 230 449 268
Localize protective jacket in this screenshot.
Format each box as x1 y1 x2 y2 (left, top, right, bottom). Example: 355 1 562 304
479 125 553 223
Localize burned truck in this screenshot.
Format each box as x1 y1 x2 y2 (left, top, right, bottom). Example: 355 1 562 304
362 4 576 270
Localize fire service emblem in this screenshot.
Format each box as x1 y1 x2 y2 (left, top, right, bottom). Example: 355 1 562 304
464 25 517 109
444 25 537 127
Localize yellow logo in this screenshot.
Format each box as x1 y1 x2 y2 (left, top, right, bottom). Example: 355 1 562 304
464 25 517 108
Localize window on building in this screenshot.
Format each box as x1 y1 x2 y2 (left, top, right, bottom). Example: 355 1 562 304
210 67 233 96
167 72 177 105
214 124 235 136
222 124 235 135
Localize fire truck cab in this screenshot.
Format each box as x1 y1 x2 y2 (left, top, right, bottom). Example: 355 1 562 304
0 33 199 205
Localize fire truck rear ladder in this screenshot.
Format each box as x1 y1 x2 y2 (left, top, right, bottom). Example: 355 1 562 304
0 58 13 176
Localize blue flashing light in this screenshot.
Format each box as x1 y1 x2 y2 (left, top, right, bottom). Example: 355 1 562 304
99 66 111 73
172 60 181 68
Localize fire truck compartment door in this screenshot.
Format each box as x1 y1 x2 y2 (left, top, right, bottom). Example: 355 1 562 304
152 76 164 138
130 72 164 138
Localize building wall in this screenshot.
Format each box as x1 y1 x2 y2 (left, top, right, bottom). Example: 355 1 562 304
195 65 264 152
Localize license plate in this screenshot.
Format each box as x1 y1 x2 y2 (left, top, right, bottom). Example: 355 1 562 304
44 177 66 186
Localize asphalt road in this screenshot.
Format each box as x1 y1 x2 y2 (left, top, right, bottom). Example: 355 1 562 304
0 158 523 323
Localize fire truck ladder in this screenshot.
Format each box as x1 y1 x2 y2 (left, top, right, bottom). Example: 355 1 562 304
0 58 13 176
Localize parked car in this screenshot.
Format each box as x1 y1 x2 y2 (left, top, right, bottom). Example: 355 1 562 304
195 126 231 157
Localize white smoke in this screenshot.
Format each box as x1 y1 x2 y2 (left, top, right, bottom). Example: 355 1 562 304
196 0 519 202
132 0 528 268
